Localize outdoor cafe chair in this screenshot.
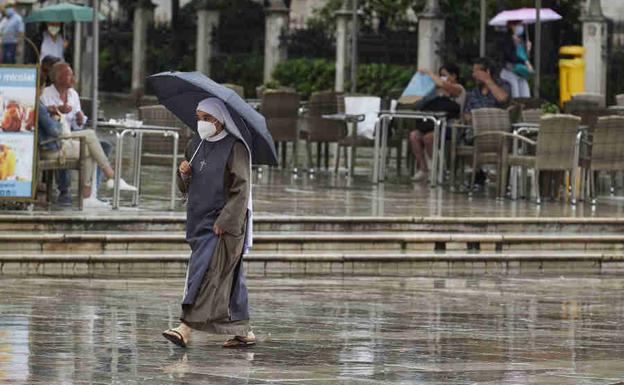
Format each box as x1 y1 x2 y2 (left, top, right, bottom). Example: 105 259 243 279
500 114 583 205
563 100 610 134
467 108 513 197
38 137 86 210
586 116 624 204
260 90 302 170
617 94 624 106
300 90 346 171
571 92 606 108
138 105 188 165
521 108 543 124
333 95 405 176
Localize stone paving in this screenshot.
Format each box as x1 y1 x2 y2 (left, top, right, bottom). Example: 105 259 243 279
1 276 624 384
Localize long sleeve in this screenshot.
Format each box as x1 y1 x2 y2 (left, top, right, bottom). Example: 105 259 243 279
37 102 60 140
177 137 198 194
214 141 250 236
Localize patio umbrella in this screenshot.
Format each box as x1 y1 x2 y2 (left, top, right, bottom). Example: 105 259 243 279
488 7 562 26
147 71 278 166
24 3 104 23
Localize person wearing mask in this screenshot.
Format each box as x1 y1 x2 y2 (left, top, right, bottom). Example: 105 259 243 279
0 5 24 64
408 64 466 182
40 22 67 62
500 20 533 98
163 98 255 349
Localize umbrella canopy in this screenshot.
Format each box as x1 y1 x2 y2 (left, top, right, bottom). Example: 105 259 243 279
489 7 562 26
25 3 105 23
147 71 278 166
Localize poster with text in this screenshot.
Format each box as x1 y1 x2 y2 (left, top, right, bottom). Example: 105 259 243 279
0 66 38 199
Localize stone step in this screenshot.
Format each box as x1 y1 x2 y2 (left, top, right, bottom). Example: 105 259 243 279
3 213 624 234
0 250 621 278
1 231 624 252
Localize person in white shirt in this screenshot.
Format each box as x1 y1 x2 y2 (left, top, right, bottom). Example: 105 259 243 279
40 22 66 61
40 62 136 207
40 62 85 131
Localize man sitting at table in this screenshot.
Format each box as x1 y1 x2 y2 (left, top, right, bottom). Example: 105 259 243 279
40 62 114 204
463 57 511 186
37 102 136 208
464 57 511 121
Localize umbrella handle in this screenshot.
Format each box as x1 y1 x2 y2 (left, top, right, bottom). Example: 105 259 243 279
189 139 204 165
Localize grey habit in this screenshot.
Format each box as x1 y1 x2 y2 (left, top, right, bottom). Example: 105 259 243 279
178 133 251 336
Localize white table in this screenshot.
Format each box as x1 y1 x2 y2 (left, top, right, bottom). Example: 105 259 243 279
375 110 447 186
98 121 180 210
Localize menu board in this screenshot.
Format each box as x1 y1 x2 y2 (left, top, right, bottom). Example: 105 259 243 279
0 66 38 200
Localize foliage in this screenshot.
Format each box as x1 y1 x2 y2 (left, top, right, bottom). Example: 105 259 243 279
210 54 264 98
99 29 133 92
273 59 335 99
541 101 560 114
273 58 415 99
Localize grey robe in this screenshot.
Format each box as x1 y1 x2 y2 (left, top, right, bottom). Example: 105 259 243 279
178 135 251 335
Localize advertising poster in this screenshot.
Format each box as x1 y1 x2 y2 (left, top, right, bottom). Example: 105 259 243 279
0 66 38 200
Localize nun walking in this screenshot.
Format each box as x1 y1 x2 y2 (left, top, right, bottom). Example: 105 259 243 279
162 97 256 348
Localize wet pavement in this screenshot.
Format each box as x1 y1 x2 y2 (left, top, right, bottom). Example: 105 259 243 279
87 164 624 218
1 276 624 384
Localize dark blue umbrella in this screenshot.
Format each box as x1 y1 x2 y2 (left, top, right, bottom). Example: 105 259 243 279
147 71 277 166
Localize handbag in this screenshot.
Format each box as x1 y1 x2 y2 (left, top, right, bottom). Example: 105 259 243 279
513 44 533 79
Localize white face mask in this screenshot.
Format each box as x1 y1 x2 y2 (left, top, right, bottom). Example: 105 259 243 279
48 26 61 36
197 120 217 139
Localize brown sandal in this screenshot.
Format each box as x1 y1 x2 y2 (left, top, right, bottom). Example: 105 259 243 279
223 335 256 348
162 329 187 348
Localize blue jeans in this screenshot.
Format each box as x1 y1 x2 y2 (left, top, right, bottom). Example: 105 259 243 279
3 43 16 64
57 139 113 193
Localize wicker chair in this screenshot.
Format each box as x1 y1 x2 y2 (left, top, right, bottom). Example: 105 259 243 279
223 83 245 98
521 108 542 124
587 116 624 204
468 108 512 196
260 90 302 169
616 94 624 106
138 105 187 165
300 91 346 170
572 92 606 108
38 137 86 210
501 114 582 204
563 100 610 134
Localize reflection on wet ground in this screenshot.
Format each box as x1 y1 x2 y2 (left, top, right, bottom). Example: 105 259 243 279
88 163 624 218
1 276 624 384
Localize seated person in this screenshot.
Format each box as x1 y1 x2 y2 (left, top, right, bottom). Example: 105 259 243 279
464 57 511 121
40 61 113 203
406 64 466 182
37 102 135 208
463 57 511 186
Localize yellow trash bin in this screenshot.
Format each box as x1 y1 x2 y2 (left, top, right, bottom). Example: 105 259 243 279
559 46 585 106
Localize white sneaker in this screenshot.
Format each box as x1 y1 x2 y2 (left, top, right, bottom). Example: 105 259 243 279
83 197 111 209
106 178 138 192
411 170 428 182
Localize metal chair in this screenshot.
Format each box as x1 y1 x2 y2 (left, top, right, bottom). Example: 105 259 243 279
501 114 582 204
300 91 346 171
468 108 512 197
138 105 187 165
587 116 624 204
260 90 302 170
521 108 542 124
